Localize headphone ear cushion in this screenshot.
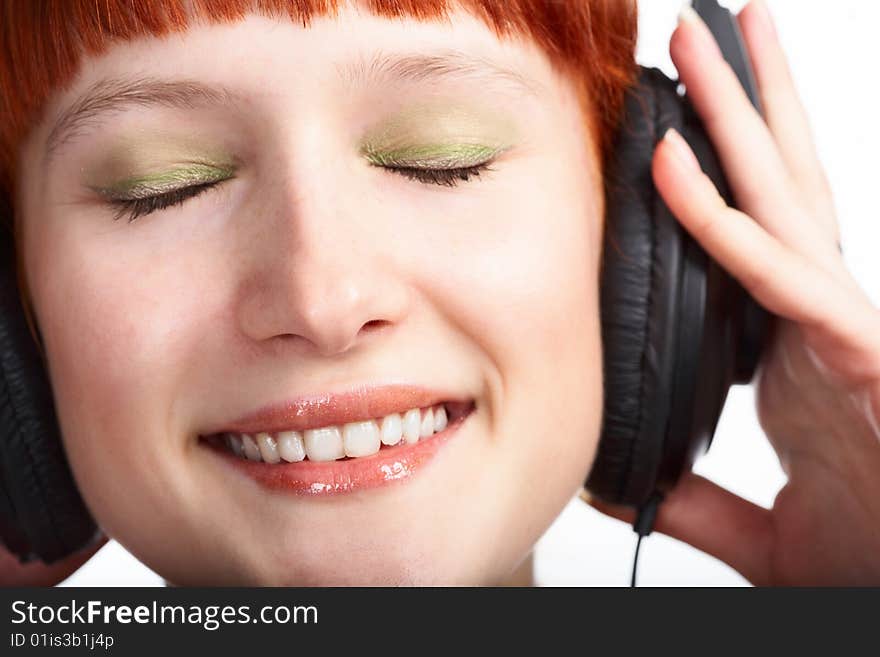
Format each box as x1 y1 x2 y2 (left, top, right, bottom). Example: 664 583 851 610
586 67 689 506
0 221 98 564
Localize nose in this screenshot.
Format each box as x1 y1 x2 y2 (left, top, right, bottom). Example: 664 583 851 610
235 180 409 358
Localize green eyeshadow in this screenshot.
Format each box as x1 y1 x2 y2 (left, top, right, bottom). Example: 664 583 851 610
83 135 238 199
359 102 519 169
90 162 236 199
361 143 505 168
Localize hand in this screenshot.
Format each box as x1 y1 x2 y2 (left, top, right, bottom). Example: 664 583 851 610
1 533 108 586
589 0 880 585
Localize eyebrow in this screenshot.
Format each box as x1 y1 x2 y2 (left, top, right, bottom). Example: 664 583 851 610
337 48 543 97
42 49 542 169
42 77 242 170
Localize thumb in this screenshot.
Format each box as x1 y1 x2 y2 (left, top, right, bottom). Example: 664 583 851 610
584 473 775 585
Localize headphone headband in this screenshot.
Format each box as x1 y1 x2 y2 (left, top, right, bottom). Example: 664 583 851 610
693 0 763 115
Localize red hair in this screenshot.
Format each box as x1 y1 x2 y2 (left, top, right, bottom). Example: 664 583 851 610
0 0 638 347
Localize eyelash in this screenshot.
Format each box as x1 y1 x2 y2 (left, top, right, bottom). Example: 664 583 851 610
381 161 495 187
108 182 218 223
107 161 496 223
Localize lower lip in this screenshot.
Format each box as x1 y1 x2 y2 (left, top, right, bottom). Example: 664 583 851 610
201 407 473 496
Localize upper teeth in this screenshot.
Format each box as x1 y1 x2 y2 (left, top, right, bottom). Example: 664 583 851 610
220 404 449 463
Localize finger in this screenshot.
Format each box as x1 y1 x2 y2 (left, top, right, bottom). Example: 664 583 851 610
737 1 839 237
673 8 829 257
586 473 774 586
653 128 880 349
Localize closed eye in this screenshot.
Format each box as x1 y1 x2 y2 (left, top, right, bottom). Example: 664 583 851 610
107 180 225 223
379 161 495 187
106 160 496 224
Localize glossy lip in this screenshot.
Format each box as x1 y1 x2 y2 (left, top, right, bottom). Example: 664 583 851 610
201 401 475 496
201 384 473 436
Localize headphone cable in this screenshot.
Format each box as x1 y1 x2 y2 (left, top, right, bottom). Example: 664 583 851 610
630 492 664 587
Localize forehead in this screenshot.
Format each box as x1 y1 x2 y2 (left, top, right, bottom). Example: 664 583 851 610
37 6 560 170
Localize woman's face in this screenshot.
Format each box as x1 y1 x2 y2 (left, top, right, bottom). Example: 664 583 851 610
16 3 605 585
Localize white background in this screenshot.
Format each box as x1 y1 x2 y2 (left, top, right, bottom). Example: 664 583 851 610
61 0 880 586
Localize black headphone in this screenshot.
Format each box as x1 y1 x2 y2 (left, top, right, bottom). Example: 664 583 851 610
0 0 774 565
587 0 774 509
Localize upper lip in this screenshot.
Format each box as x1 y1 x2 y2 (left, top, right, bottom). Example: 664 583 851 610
202 384 472 436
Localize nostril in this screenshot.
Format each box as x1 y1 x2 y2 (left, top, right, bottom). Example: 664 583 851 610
361 319 390 334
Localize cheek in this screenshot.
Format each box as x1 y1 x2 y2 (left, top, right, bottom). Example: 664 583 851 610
418 149 605 548
35 244 193 422
25 223 206 534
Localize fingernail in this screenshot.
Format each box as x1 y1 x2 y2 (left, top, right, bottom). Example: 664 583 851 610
678 4 700 25
678 3 723 57
751 0 779 41
663 128 702 173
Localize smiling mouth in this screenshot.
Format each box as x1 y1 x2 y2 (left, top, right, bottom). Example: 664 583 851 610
199 400 475 464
